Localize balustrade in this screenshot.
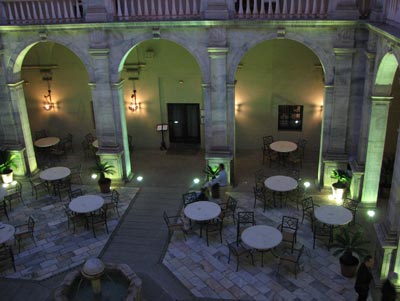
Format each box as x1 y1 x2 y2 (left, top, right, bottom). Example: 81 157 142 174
114 0 201 20
0 0 83 24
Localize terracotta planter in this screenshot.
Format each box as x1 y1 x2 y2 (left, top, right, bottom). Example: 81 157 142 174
98 178 111 193
339 254 359 278
1 170 13 184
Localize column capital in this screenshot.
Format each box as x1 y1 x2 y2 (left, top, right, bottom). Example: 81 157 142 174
364 51 376 60
111 80 124 89
88 49 110 57
371 95 393 103
208 47 228 58
333 48 356 55
7 80 24 88
324 84 334 89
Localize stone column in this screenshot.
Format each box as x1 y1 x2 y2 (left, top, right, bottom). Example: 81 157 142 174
226 82 235 186
111 80 132 182
202 83 212 153
5 80 36 175
361 96 392 206
328 48 355 154
88 48 124 181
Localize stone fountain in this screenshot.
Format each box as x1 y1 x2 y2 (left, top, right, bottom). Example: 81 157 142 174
54 258 142 301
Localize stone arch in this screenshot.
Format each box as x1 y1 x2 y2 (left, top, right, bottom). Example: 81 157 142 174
111 32 208 83
6 37 93 83
373 52 399 95
227 32 333 85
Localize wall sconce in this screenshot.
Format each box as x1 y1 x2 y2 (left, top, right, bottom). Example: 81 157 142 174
128 89 140 112
42 70 54 111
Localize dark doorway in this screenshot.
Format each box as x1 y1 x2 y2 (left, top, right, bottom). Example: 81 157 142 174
167 103 200 144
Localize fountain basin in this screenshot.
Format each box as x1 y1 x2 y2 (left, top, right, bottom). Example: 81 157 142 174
54 262 142 301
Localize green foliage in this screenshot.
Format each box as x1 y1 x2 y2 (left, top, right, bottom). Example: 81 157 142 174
330 169 352 184
92 161 115 180
203 165 219 180
0 150 17 174
331 227 370 259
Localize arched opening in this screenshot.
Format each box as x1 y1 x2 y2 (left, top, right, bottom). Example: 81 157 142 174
21 41 92 168
234 38 324 183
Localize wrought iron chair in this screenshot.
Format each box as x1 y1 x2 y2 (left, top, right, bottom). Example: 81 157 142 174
4 181 24 210
29 176 49 200
103 189 120 217
85 133 96 144
301 196 318 229
205 218 223 246
277 244 304 278
297 138 307 159
220 196 238 224
182 192 198 207
253 181 271 212
342 197 360 225
70 164 83 185
64 204 86 233
236 211 255 245
89 208 108 238
262 135 274 148
163 211 186 242
262 146 279 167
227 240 254 272
313 220 332 250
0 199 9 221
34 129 48 140
14 216 36 252
277 216 299 252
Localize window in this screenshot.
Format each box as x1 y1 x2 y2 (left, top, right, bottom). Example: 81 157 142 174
278 105 303 131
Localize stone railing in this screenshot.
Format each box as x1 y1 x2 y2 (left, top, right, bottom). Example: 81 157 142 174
233 0 328 19
114 0 202 20
0 0 83 24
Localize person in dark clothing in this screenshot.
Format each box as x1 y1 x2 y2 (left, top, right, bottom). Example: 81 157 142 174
355 255 374 301
381 272 397 301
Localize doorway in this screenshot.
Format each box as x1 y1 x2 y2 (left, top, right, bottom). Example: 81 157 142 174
167 103 200 144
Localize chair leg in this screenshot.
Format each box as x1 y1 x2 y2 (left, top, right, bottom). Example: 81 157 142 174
236 256 239 272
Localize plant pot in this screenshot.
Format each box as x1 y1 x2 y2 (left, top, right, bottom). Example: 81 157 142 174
332 182 347 204
339 253 359 278
98 178 111 193
1 169 13 184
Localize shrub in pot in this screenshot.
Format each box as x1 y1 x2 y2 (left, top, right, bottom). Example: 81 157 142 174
0 150 17 184
331 227 370 278
330 169 352 202
92 161 115 193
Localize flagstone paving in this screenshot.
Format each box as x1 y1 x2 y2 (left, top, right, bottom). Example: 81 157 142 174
0 182 138 280
163 190 368 300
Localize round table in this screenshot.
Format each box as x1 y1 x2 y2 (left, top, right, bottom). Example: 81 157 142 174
241 225 283 266
269 141 297 153
184 201 221 237
69 195 104 214
40 167 71 182
264 175 298 207
92 140 98 148
0 224 15 244
264 176 298 192
184 201 221 222
34 137 60 148
314 205 353 226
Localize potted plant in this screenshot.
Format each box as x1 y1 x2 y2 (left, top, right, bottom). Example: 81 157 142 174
203 165 220 198
92 161 115 193
0 150 17 184
330 169 352 202
331 227 370 278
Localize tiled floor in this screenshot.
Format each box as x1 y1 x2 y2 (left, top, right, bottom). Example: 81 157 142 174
0 182 138 280
163 189 365 301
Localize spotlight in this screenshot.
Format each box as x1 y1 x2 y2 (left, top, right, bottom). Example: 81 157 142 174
91 174 98 180
137 176 143 182
193 178 200 184
304 181 311 188
367 210 375 217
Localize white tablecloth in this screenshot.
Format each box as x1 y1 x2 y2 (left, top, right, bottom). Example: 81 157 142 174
184 201 221 222
34 137 60 148
264 176 298 192
314 205 353 226
69 195 104 214
40 167 71 181
241 225 283 250
269 141 297 153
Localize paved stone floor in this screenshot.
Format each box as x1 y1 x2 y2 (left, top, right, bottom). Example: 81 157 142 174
0 181 138 280
163 189 371 301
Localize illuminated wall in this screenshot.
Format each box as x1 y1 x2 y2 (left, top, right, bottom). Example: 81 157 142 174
234 39 324 152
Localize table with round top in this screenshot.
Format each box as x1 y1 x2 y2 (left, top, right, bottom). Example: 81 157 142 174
34 137 60 148
269 141 297 166
264 175 298 207
314 205 353 245
40 167 71 182
184 201 221 237
241 225 283 267
0 223 15 245
314 205 353 226
269 141 297 153
69 195 104 214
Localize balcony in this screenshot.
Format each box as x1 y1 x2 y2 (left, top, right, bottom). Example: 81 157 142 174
0 0 392 26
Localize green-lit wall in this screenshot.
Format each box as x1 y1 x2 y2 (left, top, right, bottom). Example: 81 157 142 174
235 39 324 152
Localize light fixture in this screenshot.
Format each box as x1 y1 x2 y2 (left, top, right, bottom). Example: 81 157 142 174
193 178 200 184
367 210 375 217
42 70 54 111
136 176 143 182
128 89 140 112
